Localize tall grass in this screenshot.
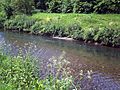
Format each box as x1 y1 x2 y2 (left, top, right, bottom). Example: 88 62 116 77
31 13 120 28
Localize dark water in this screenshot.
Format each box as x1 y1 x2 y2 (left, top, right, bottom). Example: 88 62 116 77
0 31 120 90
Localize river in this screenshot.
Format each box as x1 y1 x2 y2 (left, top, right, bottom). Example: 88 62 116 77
0 30 120 90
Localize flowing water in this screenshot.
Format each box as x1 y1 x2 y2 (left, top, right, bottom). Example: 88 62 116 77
0 30 120 90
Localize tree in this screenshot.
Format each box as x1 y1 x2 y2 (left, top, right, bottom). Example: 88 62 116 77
11 0 35 14
94 0 120 13
34 0 47 11
0 0 13 19
33 0 120 13
0 0 35 18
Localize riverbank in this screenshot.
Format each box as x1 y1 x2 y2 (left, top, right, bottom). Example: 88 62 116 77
1 13 120 47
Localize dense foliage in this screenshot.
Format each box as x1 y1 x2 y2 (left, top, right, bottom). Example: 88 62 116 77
34 0 120 13
0 12 6 28
4 15 35 31
11 0 34 14
0 0 34 18
0 46 73 90
4 14 120 47
1 0 119 14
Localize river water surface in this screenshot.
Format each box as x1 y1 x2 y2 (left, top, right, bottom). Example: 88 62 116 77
0 31 120 90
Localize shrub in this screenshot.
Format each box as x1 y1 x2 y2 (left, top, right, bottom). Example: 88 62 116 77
83 27 98 41
11 0 34 14
30 21 54 35
30 21 42 34
78 2 93 13
0 12 6 28
35 75 72 90
94 0 120 14
65 23 82 38
31 19 66 36
36 52 73 90
0 53 38 90
54 24 65 37
34 0 120 13
0 0 13 19
4 15 35 30
0 43 73 90
41 21 56 36
94 26 120 46
112 29 120 46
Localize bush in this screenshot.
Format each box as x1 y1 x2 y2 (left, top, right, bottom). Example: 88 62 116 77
0 43 73 90
78 2 93 13
65 23 82 38
31 19 65 36
94 25 120 46
94 0 120 14
0 53 38 89
30 21 42 33
83 27 98 41
0 12 6 28
31 20 83 38
30 21 54 35
0 0 34 18
4 15 35 30
11 0 34 15
34 0 120 13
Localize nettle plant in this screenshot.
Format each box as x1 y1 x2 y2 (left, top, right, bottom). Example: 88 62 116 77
0 43 39 90
0 41 76 90
36 52 74 90
94 25 120 46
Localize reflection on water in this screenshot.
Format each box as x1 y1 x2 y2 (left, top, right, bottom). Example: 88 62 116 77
0 31 120 90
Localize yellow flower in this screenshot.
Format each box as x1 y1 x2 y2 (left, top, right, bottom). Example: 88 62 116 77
46 17 51 22
109 22 114 26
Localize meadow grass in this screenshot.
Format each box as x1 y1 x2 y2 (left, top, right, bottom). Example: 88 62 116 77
32 13 120 28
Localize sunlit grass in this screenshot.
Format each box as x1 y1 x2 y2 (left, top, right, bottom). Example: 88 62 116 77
32 13 120 28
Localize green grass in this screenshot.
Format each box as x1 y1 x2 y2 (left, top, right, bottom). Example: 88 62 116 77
32 13 120 28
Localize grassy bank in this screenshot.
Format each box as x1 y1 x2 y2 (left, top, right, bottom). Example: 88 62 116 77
32 13 120 28
2 13 120 47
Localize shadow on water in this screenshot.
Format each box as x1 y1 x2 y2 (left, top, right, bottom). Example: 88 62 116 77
0 30 120 90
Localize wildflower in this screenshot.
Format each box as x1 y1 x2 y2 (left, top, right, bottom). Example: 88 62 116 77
87 70 92 79
17 56 22 59
87 75 91 79
109 22 114 26
74 17 77 20
46 17 51 22
79 70 83 76
47 63 52 68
